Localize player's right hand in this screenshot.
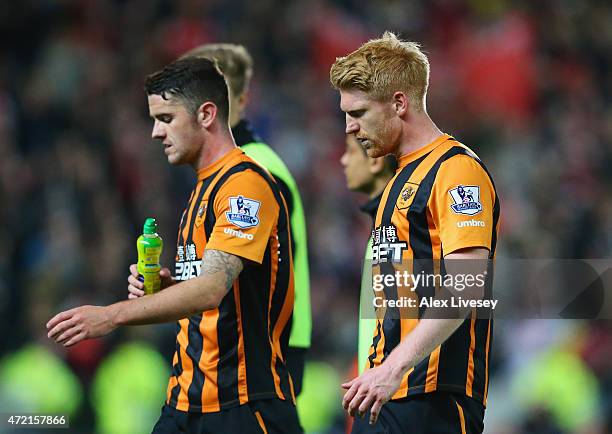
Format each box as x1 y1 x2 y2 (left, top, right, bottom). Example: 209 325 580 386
127 264 145 299
127 264 174 298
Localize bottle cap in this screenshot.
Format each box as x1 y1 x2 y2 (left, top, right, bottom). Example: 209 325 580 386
143 217 158 235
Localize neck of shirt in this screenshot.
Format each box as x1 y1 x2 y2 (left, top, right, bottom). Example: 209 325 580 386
197 147 242 181
397 133 451 169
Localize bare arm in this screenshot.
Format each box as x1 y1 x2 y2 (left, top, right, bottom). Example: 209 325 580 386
113 249 243 325
47 249 243 346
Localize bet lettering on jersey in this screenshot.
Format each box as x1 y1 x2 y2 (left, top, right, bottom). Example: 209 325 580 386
371 224 408 265
175 243 202 280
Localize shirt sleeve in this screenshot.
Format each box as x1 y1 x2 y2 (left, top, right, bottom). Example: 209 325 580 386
205 169 279 264
428 154 496 256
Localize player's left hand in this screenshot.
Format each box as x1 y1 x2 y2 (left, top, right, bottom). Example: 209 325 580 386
341 364 403 425
46 305 116 347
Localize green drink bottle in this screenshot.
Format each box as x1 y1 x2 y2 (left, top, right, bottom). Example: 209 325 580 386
136 218 164 295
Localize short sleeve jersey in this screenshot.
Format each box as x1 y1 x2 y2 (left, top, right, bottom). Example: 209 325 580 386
168 147 295 413
367 134 500 406
205 170 279 263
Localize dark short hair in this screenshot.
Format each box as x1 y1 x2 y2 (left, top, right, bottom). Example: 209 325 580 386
144 57 229 121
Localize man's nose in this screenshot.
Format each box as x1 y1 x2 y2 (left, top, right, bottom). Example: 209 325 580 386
345 116 359 135
340 152 348 166
151 120 165 139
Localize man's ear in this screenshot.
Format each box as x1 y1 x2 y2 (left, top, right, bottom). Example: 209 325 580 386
392 91 409 117
197 101 217 128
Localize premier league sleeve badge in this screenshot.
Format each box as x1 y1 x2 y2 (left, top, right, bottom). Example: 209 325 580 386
225 195 261 228
448 185 483 215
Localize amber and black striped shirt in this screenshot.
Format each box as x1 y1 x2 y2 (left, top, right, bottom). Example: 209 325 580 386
367 134 500 406
167 147 295 413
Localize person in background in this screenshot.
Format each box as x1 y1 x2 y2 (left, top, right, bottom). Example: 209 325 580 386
182 43 311 395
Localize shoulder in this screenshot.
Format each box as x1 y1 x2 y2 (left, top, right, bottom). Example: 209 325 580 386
220 161 275 194
214 159 278 209
216 152 275 186
241 142 299 188
429 148 497 216
437 145 494 186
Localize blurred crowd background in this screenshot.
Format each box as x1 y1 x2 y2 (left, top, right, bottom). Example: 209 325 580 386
0 0 611 433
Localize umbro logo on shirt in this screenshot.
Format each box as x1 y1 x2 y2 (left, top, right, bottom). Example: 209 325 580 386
224 227 254 240
457 219 485 228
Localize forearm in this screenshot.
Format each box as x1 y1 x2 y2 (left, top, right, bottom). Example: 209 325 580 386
384 318 464 377
111 272 226 326
112 249 242 326
384 247 489 378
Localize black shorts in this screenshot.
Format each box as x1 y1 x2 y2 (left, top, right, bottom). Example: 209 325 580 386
151 398 303 434
351 392 485 434
285 346 307 396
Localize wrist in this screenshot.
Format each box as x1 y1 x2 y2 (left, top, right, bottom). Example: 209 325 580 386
385 356 410 381
107 302 125 327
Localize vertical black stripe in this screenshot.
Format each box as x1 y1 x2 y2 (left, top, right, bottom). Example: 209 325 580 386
168 321 183 406
436 319 471 392
177 188 197 247
490 195 500 254
216 289 240 409
471 319 491 402
185 315 204 408
241 249 275 395
367 320 382 369
485 319 493 403
278 317 294 400
468 157 500 257
176 210 187 248
188 171 220 246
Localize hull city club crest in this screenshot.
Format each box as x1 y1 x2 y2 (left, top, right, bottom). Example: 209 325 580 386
448 185 483 216
226 195 261 229
396 182 419 210
194 200 207 227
